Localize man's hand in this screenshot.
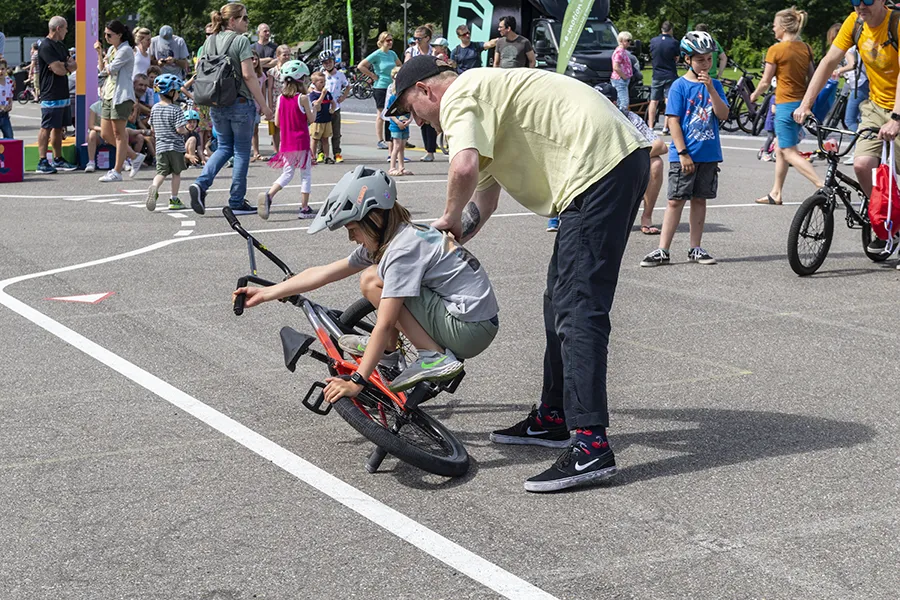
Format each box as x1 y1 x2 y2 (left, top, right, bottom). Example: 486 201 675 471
879 119 900 142
431 213 463 239
793 104 812 125
679 154 695 175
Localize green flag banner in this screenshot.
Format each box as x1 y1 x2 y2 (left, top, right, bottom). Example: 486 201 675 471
557 0 594 74
347 0 355 65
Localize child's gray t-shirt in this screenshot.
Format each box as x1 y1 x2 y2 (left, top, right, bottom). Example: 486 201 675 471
348 223 498 323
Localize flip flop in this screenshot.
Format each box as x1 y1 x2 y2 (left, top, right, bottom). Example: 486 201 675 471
755 194 782 205
641 224 661 235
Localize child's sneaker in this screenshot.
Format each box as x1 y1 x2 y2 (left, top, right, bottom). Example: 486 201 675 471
334 153 344 163
146 184 159 211
388 349 464 392
546 217 559 232
298 206 315 219
324 156 335 164
168 197 185 210
688 247 717 265
84 160 96 173
316 152 325 163
640 248 670 267
258 192 272 220
337 334 402 369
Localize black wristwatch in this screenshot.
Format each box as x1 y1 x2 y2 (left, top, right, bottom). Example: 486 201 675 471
891 112 900 122
678 148 690 156
349 372 368 387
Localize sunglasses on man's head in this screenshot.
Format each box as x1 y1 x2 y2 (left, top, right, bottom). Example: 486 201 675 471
851 0 876 6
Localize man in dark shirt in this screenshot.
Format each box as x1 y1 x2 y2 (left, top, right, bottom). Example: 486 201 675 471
37 16 77 174
493 16 535 69
253 24 278 70
647 21 680 131
450 24 497 73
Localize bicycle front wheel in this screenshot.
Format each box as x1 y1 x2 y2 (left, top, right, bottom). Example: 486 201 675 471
17 90 30 105
787 192 835 275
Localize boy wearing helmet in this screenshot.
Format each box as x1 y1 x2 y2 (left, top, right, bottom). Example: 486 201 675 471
183 109 203 167
235 166 500 397
640 31 729 267
146 74 189 211
320 49 349 163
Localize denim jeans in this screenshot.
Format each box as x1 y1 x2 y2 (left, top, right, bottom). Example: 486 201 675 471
611 79 630 112
0 113 13 139
540 148 650 429
845 80 869 132
195 99 256 208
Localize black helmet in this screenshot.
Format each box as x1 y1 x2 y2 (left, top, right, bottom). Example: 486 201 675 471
595 82 618 104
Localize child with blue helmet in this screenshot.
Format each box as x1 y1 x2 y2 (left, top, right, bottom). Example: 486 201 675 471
183 109 203 167
146 74 189 211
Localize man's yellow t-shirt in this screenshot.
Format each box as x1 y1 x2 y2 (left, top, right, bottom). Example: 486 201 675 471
834 11 900 110
439 69 650 217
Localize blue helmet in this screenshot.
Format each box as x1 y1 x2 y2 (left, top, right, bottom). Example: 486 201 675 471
154 74 183 95
184 109 200 121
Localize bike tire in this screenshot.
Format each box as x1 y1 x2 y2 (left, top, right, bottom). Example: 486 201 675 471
358 83 374 100
751 94 771 137
735 97 755 134
17 90 30 105
787 192 835 276
720 96 742 133
861 224 892 262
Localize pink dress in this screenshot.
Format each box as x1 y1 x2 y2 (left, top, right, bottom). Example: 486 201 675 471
269 94 311 169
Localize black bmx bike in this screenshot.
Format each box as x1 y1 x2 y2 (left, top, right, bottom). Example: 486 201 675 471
224 208 470 477
786 117 888 275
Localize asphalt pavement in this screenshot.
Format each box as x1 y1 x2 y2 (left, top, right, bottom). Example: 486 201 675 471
1 101 898 600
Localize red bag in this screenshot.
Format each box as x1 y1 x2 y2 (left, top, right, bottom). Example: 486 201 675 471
869 141 900 243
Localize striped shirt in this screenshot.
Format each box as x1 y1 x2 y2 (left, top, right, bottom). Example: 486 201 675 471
150 102 186 153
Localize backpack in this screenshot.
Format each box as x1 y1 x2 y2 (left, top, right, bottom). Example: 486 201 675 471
193 33 241 107
869 141 900 245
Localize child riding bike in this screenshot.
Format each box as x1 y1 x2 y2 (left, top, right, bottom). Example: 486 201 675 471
234 166 500 399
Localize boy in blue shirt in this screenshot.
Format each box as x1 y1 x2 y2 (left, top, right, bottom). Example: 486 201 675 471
641 31 729 267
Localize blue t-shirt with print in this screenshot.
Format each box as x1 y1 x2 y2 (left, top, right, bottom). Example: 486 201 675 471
666 76 728 163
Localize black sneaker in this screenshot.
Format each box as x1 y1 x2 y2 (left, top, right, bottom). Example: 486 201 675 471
640 248 670 267
688 247 717 265
489 404 571 448
867 233 900 255
36 158 57 174
189 183 206 215
53 157 78 171
231 201 257 216
524 444 617 493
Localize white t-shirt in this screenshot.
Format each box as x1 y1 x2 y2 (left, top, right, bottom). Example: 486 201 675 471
0 76 13 107
133 47 151 79
323 68 348 111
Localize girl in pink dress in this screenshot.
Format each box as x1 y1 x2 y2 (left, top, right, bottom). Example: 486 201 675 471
258 61 314 221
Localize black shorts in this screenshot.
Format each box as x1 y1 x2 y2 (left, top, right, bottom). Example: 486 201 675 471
373 88 387 109
668 161 719 201
41 106 67 130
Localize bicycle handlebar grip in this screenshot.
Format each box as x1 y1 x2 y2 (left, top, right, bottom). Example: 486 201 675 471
222 206 239 229
233 277 248 316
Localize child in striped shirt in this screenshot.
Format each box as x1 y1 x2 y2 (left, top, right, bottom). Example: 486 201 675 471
146 74 188 211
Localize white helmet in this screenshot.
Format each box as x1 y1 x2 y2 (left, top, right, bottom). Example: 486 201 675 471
680 31 715 57
308 166 397 234
432 37 449 47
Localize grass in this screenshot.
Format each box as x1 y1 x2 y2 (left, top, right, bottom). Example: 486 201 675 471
638 66 763 86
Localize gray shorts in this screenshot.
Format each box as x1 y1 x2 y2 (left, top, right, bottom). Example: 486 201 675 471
650 78 676 102
668 161 719 201
404 287 498 359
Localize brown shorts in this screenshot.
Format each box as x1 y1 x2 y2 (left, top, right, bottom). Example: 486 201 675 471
857 100 900 169
311 122 333 140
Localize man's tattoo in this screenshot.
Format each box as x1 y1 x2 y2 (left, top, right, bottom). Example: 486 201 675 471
461 202 481 238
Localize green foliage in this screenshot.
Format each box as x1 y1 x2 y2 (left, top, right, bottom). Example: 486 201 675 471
613 1 656 43
728 34 764 70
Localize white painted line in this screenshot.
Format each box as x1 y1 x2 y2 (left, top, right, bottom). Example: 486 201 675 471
112 200 137 205
173 230 193 237
181 220 196 227
0 239 559 600
167 213 187 218
128 203 147 208
118 178 449 195
88 197 123 203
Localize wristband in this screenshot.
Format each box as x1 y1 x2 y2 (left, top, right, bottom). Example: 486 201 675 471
678 148 690 156
349 372 367 387
891 113 900 123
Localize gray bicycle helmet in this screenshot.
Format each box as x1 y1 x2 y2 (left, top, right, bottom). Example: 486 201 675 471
308 166 397 234
319 49 336 62
680 31 715 58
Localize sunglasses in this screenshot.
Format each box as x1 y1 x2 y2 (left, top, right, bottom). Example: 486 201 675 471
851 0 876 5
414 36 426 41
459 32 471 36
239 15 249 22
104 32 114 37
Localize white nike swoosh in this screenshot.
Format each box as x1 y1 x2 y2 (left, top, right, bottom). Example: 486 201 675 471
526 426 547 436
574 458 600 472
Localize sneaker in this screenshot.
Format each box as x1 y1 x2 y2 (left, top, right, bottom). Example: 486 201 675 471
325 157 335 164
761 152 774 162
388 349 464 392
337 335 402 369
317 152 325 163
231 201 257 216
688 247 717 265
226 158 234 168
98 169 123 182
406 141 415 149
490 404 571 448
298 206 315 219
189 183 206 215
662 127 670 136
84 160 96 173
376 141 388 150
523 444 617 493
123 159 132 172
546 217 559 232
640 248 670 267
36 158 57 174
129 153 146 178
168 197 185 210
335 153 344 163
146 184 159 211
53 157 77 171
867 233 900 255
258 192 272 220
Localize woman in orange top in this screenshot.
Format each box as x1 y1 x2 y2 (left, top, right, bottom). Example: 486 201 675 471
749 7 823 205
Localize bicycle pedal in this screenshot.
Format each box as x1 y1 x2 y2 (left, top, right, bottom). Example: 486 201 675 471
301 381 333 416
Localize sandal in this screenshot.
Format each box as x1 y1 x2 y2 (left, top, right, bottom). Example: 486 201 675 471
641 224 661 235
755 194 782 205
388 168 402 176
400 169 414 176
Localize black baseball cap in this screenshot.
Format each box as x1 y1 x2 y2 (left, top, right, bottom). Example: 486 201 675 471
384 55 455 117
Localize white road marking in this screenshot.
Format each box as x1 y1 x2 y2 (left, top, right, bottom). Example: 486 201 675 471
129 203 147 208
181 220 196 227
0 229 559 600
168 213 187 218
88 197 123 203
173 230 193 237
112 200 138 205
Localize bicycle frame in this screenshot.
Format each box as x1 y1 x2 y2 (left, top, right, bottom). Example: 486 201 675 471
222 208 412 414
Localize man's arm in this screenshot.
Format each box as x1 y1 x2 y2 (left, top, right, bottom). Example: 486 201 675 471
493 44 501 67
432 148 483 238
718 51 728 78
459 182 501 243
526 49 536 68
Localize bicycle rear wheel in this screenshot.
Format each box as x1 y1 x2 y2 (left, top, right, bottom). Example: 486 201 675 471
17 90 30 105
787 192 835 275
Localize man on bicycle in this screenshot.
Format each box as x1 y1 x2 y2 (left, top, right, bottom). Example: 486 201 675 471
794 0 900 201
385 55 650 492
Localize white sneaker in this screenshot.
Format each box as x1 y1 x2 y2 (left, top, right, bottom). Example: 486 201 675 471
84 161 96 173
98 169 123 182
129 153 146 178
123 159 132 172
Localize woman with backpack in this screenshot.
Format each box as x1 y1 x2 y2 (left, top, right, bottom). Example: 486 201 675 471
749 6 823 205
188 2 274 217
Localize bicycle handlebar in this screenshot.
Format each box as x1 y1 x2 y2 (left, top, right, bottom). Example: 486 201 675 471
804 115 879 157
